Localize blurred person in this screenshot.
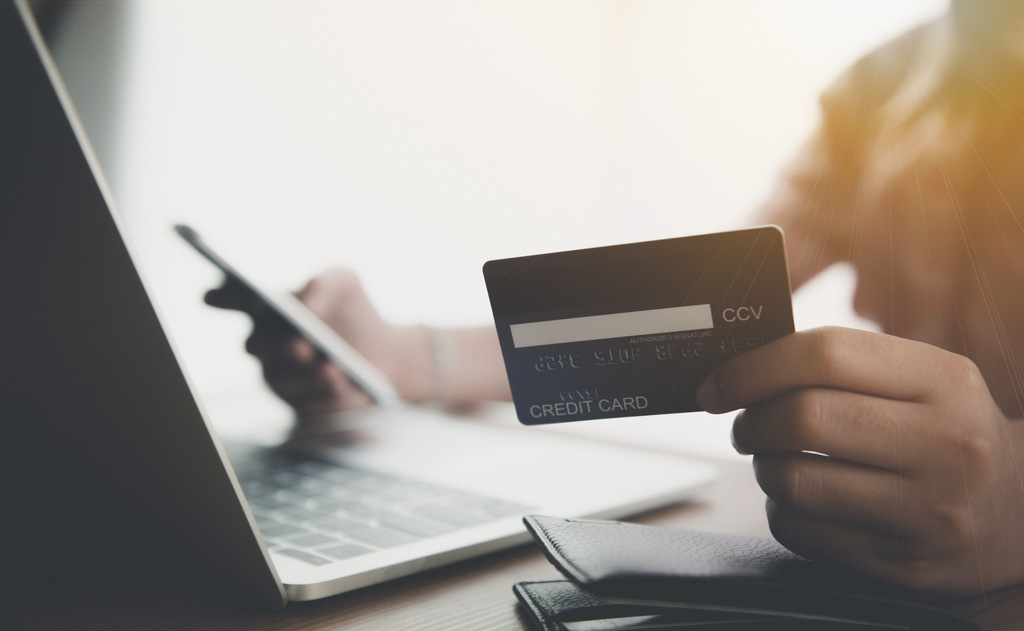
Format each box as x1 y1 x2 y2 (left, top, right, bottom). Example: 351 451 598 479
207 0 1024 596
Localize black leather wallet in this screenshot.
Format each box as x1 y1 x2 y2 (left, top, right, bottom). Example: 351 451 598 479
514 515 978 630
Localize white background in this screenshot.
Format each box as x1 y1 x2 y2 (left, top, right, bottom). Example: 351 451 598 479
51 0 946 456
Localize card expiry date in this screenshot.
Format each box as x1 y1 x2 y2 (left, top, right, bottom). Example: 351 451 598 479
482 226 795 424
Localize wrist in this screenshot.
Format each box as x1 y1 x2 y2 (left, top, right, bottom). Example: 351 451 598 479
421 326 452 402
389 325 447 403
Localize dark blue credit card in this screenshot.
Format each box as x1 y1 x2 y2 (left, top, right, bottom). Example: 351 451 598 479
482 227 794 424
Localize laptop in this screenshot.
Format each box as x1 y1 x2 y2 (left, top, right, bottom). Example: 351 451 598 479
0 0 716 609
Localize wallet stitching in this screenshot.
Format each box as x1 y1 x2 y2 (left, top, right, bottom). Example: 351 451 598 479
514 582 563 631
533 518 595 583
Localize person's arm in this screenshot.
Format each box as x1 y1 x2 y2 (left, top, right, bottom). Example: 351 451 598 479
698 326 1024 596
412 326 511 406
751 124 855 292
206 267 509 416
749 22 924 293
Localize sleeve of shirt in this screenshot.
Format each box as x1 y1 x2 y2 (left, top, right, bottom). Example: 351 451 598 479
750 23 928 290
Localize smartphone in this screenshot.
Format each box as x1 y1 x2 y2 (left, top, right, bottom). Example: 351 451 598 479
175 224 401 407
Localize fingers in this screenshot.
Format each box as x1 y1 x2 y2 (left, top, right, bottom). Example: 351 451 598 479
751 453 904 533
245 331 366 414
206 268 382 414
763 495 990 594
296 268 375 324
704 328 1018 594
732 388 916 470
257 345 370 414
264 359 369 415
245 331 319 365
724 328 1003 477
697 327 965 413
204 287 249 311
762 497 912 585
204 277 264 314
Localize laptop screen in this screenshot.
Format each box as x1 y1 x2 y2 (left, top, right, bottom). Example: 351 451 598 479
0 0 286 608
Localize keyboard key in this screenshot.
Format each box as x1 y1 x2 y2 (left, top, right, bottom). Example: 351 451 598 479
267 470 304 487
287 533 340 548
248 495 293 511
333 501 404 522
289 477 334 496
309 515 370 532
276 548 332 566
277 503 337 522
345 525 421 549
256 519 308 539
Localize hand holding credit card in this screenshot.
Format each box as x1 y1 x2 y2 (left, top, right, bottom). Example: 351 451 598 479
483 227 794 424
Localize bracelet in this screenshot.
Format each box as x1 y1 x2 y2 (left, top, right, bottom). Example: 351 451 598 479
424 326 452 402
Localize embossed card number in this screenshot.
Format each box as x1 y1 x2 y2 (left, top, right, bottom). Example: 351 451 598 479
483 227 795 424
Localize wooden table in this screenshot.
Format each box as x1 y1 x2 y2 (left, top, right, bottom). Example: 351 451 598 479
3 457 1021 630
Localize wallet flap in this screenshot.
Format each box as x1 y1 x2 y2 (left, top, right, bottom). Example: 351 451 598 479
514 580 644 631
514 580 808 630
522 516 978 630
524 515 808 585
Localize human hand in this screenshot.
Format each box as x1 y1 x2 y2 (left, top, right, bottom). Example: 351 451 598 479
205 268 432 415
697 326 1024 595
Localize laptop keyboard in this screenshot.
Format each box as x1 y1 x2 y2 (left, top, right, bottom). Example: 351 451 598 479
231 449 528 567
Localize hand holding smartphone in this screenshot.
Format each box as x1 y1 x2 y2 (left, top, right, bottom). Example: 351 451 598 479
175 224 401 407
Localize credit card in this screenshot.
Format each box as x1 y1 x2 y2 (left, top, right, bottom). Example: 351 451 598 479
482 226 794 424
